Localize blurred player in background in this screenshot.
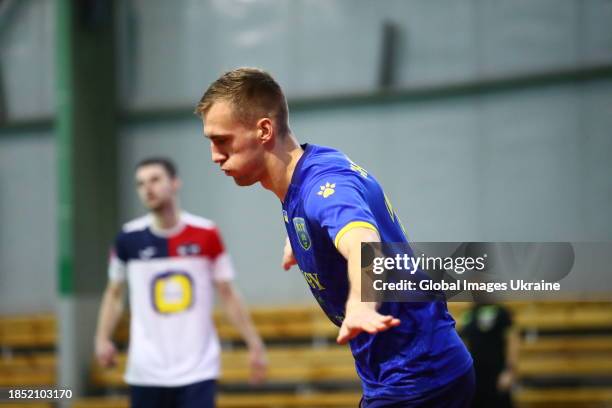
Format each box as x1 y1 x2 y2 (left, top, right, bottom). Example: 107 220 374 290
94 157 267 408
461 301 519 408
196 68 474 407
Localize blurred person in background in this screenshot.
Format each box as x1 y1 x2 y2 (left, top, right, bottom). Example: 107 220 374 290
94 157 267 408
460 301 519 408
196 68 475 408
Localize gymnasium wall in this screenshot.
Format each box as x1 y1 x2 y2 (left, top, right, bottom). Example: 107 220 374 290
0 0 56 313
119 80 612 304
1 0 611 311
116 0 612 108
0 132 57 313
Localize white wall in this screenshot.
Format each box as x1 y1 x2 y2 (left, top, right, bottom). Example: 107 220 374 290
1 0 611 309
0 132 57 313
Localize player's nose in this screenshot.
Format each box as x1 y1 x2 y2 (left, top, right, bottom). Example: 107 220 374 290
211 145 226 165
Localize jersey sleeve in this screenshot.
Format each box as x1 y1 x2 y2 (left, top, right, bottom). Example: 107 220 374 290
210 228 235 282
304 173 379 248
108 233 128 282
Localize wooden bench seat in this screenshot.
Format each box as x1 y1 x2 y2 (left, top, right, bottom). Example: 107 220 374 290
4 337 611 391
0 315 55 348
91 346 357 387
0 353 55 387
2 302 611 349
2 302 611 401
90 340 612 389
451 302 612 332
515 387 612 407
518 354 612 376
520 336 612 354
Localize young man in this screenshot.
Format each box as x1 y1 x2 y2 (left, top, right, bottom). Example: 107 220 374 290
94 158 267 408
195 68 474 407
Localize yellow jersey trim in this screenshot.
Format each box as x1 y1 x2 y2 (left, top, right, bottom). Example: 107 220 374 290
334 221 379 249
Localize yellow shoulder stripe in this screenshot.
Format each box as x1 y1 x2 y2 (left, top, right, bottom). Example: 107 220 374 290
334 221 379 249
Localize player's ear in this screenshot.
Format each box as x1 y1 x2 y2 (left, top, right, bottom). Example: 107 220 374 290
172 177 182 191
256 118 274 144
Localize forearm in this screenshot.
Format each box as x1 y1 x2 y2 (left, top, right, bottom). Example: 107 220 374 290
346 244 376 311
220 287 263 350
95 287 124 342
340 228 381 311
335 227 400 344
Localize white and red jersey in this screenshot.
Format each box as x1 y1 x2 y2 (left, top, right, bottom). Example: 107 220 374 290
108 211 234 386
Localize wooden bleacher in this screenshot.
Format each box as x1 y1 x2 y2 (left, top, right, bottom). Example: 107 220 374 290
2 302 612 407
90 346 357 388
0 352 55 387
516 388 612 408
0 315 55 349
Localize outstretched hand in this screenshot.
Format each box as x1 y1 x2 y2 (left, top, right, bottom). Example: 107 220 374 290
336 303 400 345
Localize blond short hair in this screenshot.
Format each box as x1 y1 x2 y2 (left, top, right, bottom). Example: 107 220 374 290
195 67 289 137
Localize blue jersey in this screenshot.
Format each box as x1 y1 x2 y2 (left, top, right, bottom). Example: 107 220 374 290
282 144 473 400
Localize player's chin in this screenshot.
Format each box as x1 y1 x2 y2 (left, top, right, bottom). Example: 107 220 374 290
144 202 159 211
145 200 165 212
232 175 258 187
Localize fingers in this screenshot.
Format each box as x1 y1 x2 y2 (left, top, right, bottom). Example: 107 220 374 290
282 255 297 271
96 344 117 368
250 364 267 385
376 314 401 327
377 315 401 325
362 319 395 334
336 323 366 344
281 239 297 271
336 324 355 345
102 352 116 368
249 355 268 385
249 348 268 384
375 316 401 332
336 314 401 344
98 354 111 368
108 351 118 367
387 317 401 327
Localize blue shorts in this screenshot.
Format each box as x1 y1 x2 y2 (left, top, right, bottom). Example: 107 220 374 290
130 379 216 408
360 367 475 408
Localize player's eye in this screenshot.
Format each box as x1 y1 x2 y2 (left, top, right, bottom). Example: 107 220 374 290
212 136 228 145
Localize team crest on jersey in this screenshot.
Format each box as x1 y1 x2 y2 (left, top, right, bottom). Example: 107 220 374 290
317 182 336 198
292 217 311 250
151 271 194 314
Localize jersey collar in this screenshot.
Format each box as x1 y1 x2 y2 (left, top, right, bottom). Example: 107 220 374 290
288 143 313 188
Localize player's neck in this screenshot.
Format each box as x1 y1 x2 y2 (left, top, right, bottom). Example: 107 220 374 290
151 201 181 231
261 135 303 202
